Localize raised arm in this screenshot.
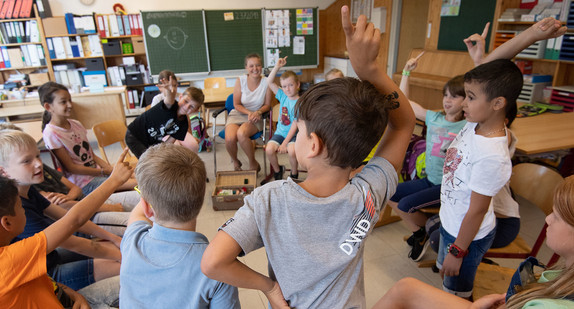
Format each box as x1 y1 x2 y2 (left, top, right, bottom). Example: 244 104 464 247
201 231 289 308
400 53 428 121
158 75 178 109
267 57 288 95
341 5 415 171
42 149 133 254
464 22 490 67
467 18 566 65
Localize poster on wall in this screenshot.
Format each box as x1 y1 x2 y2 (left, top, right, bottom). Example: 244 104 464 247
350 0 372 22
296 8 313 35
441 0 461 16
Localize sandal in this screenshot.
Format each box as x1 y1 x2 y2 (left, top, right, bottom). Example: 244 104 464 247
233 160 243 171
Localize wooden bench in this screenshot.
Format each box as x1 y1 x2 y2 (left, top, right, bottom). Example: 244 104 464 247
392 48 475 110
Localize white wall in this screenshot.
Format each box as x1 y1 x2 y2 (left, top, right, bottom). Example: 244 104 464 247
49 0 336 16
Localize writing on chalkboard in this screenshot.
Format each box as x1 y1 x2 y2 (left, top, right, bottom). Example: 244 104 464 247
146 12 187 20
164 27 188 50
235 11 259 20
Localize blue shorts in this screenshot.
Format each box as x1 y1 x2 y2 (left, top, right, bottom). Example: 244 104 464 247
436 226 495 297
49 249 95 290
269 134 296 145
82 176 108 196
390 178 441 213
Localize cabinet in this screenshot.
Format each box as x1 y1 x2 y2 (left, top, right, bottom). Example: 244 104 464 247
0 4 52 89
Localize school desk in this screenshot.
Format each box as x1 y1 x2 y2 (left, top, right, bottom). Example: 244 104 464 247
512 111 574 155
201 87 234 127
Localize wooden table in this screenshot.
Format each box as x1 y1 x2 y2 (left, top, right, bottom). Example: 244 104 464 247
512 111 574 155
202 87 234 127
0 87 127 130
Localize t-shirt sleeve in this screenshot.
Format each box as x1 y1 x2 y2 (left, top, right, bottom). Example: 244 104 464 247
276 89 287 102
121 220 151 253
469 152 512 197
219 194 265 255
42 126 64 149
522 298 574 308
0 232 47 293
353 156 398 213
208 282 240 309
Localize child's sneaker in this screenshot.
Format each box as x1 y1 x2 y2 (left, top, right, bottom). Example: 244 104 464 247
405 233 415 247
274 166 285 180
408 228 429 262
289 173 298 179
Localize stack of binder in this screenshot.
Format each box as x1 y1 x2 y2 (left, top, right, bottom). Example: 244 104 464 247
550 86 574 112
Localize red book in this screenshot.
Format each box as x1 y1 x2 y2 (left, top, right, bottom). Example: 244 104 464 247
5 0 16 19
11 0 22 18
96 15 106 37
19 0 32 18
0 0 13 19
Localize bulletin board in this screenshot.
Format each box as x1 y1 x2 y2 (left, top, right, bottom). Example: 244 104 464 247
437 0 496 51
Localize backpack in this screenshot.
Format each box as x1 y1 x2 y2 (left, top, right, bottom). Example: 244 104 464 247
400 134 427 182
189 115 212 152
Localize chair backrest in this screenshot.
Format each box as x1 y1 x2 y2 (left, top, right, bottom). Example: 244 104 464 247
92 120 129 163
204 77 226 89
510 163 565 216
272 102 281 123
225 93 235 113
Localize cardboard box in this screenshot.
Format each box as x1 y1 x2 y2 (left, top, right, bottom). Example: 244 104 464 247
28 73 50 86
42 17 68 37
212 170 257 210
132 38 146 54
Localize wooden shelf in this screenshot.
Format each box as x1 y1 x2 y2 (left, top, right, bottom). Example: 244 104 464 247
0 65 46 71
0 42 43 47
101 35 143 39
0 17 36 23
50 56 104 61
45 33 97 38
104 53 146 58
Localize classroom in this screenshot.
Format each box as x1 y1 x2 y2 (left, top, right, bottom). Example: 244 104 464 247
1 0 574 308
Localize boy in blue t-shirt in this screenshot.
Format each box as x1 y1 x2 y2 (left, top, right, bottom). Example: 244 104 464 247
265 56 300 181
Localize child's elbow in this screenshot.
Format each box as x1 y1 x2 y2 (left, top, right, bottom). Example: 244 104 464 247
200 250 220 279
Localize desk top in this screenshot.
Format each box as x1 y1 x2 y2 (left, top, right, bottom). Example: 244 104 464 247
203 87 233 104
512 111 574 155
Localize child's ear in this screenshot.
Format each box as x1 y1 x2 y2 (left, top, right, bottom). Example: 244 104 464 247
0 167 8 178
1 215 13 232
43 102 52 111
140 198 155 218
492 97 507 111
308 132 324 158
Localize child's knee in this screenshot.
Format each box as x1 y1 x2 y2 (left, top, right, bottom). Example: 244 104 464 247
266 143 278 156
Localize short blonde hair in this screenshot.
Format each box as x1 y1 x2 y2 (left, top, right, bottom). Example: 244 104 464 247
325 68 344 81
280 70 299 84
0 130 37 166
182 87 205 105
135 143 206 223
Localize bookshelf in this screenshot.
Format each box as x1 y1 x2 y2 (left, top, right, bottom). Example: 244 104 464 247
0 4 52 88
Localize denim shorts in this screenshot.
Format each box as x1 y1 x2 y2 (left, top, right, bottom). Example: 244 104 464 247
390 178 441 213
269 134 296 145
82 176 108 196
49 249 95 290
436 226 495 298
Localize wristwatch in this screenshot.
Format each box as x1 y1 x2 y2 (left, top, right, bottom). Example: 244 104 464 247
447 243 468 258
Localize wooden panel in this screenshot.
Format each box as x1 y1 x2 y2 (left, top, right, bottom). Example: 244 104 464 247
70 90 126 129
396 0 429 73
424 0 441 50
322 0 350 58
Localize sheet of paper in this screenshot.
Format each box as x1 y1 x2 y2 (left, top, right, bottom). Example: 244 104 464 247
293 36 305 55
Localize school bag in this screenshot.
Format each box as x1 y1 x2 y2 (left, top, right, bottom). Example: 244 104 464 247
400 134 427 182
189 115 212 152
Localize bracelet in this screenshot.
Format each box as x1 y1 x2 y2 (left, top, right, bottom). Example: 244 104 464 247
402 70 411 77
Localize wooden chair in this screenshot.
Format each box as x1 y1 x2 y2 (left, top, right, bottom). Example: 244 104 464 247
92 120 138 167
483 163 564 260
203 77 227 128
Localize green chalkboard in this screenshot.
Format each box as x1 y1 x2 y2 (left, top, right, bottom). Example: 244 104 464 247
204 10 264 71
265 8 318 68
437 0 496 51
141 10 209 75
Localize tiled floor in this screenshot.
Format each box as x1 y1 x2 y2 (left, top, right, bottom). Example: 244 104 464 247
45 116 555 308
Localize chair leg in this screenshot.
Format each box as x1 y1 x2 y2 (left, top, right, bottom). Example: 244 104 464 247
374 204 401 228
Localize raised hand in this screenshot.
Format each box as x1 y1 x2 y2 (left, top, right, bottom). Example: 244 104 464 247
531 17 567 40
108 148 133 186
276 56 288 68
404 51 425 72
464 22 489 66
341 5 381 77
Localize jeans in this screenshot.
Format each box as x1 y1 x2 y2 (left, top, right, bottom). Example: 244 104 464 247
78 275 120 309
436 226 495 298
390 178 441 213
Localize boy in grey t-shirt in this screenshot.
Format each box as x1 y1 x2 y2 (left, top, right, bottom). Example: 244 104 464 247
201 6 416 308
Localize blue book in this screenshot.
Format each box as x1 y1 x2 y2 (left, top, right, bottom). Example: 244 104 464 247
116 15 124 36
65 13 76 34
122 15 131 35
1 46 10 68
46 37 56 59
